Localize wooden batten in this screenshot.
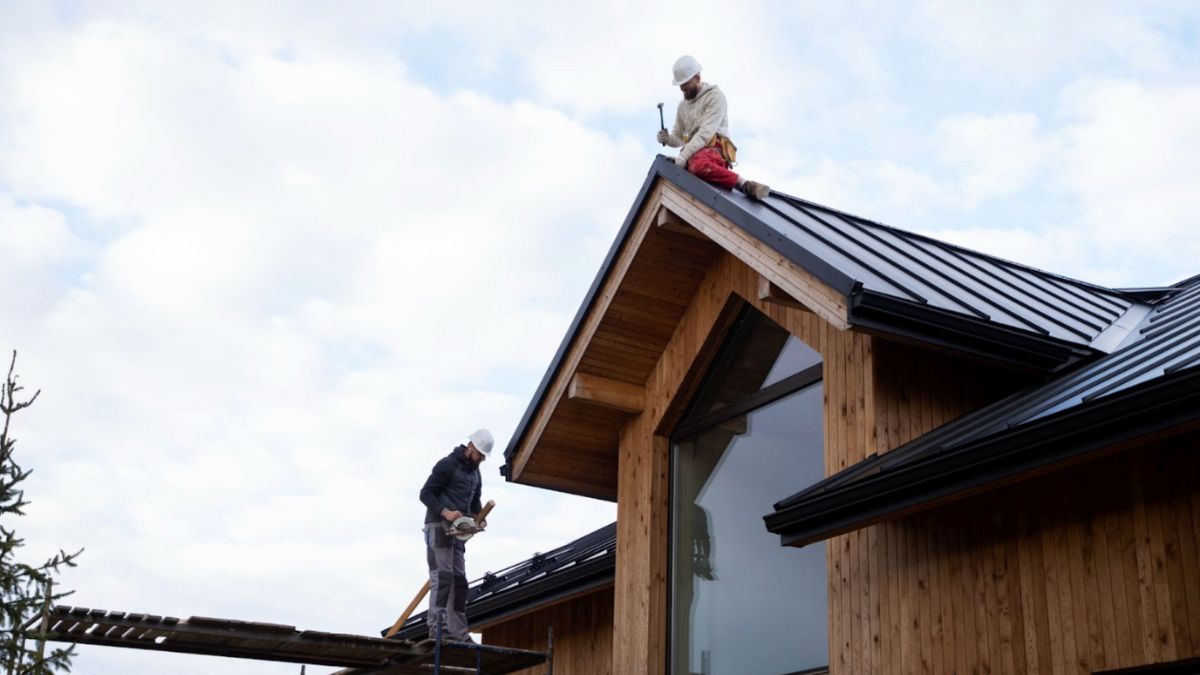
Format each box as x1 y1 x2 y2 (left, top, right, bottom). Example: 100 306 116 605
568 373 645 414
757 275 807 311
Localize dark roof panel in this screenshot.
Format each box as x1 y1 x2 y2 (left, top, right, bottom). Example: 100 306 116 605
389 522 616 640
752 192 1137 347
767 274 1200 544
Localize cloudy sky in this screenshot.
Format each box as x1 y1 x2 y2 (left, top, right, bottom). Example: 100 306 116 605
2 2 1198 673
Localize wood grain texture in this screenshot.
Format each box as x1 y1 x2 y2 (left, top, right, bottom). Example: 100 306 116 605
507 177 1200 675
833 433 1200 674
482 587 614 675
568 373 645 414
606 246 876 675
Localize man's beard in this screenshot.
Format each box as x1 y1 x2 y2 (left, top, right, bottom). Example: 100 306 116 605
684 88 698 100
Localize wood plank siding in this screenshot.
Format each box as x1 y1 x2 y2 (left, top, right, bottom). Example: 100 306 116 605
509 179 1200 674
610 243 883 674
482 587 614 675
827 433 1200 674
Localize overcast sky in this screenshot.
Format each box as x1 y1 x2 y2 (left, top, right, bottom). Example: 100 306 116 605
2 2 1198 673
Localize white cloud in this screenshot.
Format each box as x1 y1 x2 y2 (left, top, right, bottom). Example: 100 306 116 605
935 112 1052 206
1 9 622 674
0 194 94 318
908 1 1185 81
1 4 1198 674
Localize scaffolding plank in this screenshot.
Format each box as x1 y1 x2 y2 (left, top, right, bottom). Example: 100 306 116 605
44 605 547 673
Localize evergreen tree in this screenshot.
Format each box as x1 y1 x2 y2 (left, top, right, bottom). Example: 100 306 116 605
1 352 81 674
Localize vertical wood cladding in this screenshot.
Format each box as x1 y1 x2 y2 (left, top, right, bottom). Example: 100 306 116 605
833 437 1200 675
613 249 871 675
482 587 614 675
818 332 1029 674
825 331 1200 675
605 239 1199 674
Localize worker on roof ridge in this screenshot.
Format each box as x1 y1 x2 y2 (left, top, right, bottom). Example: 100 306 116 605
418 428 493 643
657 55 771 201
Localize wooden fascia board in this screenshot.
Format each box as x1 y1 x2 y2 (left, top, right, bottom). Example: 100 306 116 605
508 183 664 483
658 182 851 331
568 373 645 414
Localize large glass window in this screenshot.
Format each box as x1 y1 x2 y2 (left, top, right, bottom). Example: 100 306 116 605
671 308 826 675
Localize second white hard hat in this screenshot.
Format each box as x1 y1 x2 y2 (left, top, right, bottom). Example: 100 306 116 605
469 428 494 457
672 55 702 86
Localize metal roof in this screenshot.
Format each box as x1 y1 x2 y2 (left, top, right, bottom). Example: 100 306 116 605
754 191 1136 348
390 522 616 640
504 157 1148 476
766 275 1200 545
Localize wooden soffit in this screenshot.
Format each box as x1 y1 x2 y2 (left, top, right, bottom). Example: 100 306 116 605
505 169 851 500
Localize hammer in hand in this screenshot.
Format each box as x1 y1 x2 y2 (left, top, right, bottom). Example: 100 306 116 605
657 102 666 145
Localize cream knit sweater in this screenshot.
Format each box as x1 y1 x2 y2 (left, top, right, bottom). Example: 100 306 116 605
668 83 731 163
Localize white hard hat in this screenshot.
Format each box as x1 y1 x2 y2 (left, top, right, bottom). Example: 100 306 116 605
468 428 494 457
672 55 702 86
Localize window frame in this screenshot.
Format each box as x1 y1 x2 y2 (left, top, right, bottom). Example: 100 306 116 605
666 306 826 674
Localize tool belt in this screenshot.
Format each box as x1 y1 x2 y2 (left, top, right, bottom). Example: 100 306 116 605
707 133 738 167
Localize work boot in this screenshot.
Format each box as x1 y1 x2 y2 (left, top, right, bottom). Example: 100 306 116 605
740 180 771 201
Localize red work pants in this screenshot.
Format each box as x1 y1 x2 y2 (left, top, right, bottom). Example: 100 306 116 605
686 146 739 189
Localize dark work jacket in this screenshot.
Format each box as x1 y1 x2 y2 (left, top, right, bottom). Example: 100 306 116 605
419 445 482 525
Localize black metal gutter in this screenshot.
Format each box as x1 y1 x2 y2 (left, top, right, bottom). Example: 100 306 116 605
390 523 618 640
850 291 1095 372
391 557 614 641
763 366 1200 547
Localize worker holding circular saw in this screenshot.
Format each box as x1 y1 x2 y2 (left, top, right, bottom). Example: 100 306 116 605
418 428 493 642
657 54 771 201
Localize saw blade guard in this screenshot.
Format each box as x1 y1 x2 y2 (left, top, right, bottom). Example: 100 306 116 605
451 516 478 541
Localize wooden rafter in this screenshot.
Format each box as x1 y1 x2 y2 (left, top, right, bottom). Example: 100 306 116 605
568 373 645 414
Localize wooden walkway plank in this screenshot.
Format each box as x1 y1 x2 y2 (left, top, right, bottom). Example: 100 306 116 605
44 605 547 673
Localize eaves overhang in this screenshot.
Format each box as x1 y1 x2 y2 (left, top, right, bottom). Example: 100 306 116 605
500 159 666 477
763 366 1200 547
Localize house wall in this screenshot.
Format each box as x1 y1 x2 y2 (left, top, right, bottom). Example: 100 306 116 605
840 432 1200 674
612 249 894 674
482 586 614 675
827 339 1031 673
601 186 1197 674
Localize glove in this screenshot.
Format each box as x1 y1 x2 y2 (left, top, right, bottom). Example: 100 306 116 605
674 154 688 168
657 130 684 147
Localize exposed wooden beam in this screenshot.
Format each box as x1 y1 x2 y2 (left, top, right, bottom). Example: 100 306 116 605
757 275 807 311
656 205 709 241
568 373 646 414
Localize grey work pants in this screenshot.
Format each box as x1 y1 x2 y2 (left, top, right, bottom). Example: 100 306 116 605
424 523 469 640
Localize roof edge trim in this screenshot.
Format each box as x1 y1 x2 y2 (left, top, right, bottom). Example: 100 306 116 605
501 160 665 476
764 367 1200 547
851 291 1095 371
